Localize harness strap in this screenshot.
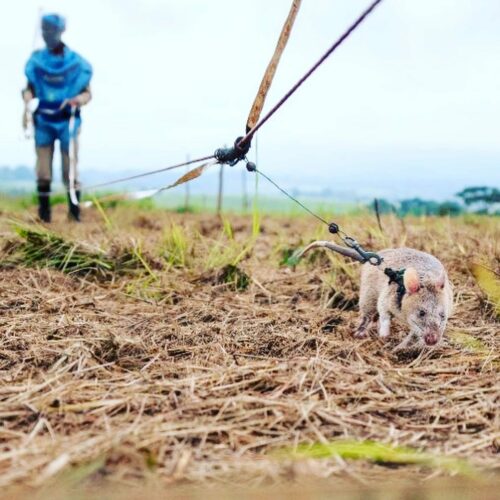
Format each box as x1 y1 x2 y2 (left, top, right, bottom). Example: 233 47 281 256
384 268 406 309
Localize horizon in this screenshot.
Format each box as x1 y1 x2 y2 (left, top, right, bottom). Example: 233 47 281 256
1 163 497 205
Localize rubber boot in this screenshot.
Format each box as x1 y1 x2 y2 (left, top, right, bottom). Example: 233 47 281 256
67 190 81 222
37 183 51 223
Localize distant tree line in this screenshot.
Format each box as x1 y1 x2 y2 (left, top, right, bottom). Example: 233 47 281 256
0 165 33 181
1 166 497 217
373 186 499 217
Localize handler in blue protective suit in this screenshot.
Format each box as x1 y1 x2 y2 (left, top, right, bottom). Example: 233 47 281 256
22 14 93 222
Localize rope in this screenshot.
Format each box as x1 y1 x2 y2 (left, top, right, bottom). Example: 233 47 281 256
74 0 301 191
238 0 384 147
252 167 330 227
37 153 215 198
251 165 384 266
83 154 215 191
80 160 219 207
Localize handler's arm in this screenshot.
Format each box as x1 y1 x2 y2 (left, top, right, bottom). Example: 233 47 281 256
70 86 92 107
21 82 35 103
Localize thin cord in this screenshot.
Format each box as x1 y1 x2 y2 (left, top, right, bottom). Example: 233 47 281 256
253 167 352 241
37 154 215 197
254 168 329 226
83 154 215 191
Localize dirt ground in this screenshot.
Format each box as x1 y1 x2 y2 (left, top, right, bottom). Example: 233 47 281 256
0 204 498 495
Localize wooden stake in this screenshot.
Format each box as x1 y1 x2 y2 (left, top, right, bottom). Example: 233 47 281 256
374 198 383 233
217 164 224 215
184 155 190 212
242 169 249 213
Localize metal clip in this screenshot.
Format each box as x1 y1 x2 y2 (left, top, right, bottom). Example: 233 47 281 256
343 237 383 266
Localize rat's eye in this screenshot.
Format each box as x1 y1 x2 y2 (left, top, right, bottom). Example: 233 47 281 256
440 312 445 320
418 310 426 318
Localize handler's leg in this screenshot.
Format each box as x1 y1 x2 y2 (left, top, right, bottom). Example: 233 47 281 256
61 126 81 221
34 120 56 223
35 145 54 223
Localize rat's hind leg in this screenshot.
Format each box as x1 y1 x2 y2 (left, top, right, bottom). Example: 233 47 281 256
355 288 377 338
354 272 377 339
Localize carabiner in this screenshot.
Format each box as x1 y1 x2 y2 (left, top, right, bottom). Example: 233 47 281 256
343 237 383 266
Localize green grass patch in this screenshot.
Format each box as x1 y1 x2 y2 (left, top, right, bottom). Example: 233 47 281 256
161 223 190 268
448 331 489 354
217 264 250 291
274 440 475 476
471 263 500 316
5 224 155 280
205 240 253 270
280 247 302 268
10 224 115 278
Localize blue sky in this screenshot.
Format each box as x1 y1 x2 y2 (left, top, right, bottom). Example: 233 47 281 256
0 0 498 200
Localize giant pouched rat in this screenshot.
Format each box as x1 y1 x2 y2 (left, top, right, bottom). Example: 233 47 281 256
298 242 453 351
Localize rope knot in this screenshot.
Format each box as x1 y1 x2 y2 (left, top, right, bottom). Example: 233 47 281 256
214 136 251 166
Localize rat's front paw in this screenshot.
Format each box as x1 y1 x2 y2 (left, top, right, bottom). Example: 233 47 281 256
353 328 368 339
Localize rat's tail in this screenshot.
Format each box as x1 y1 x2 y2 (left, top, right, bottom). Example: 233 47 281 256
296 240 365 263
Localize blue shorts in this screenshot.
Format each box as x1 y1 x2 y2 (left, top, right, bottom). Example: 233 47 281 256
34 115 81 152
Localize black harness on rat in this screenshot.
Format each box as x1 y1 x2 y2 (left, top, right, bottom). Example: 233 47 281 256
384 268 407 308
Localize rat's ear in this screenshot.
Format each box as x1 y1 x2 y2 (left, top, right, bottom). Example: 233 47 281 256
435 271 446 290
403 267 420 294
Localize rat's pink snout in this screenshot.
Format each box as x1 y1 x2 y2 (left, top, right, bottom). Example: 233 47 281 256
424 332 439 346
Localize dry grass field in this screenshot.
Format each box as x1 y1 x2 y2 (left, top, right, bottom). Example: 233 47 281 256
0 201 498 498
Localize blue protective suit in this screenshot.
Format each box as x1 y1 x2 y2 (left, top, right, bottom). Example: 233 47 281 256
25 46 92 151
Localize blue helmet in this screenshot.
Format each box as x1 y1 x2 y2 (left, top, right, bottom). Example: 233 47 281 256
41 13 66 32
41 14 66 49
